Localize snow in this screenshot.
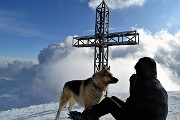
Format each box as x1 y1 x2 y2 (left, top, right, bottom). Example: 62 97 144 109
0 92 179 120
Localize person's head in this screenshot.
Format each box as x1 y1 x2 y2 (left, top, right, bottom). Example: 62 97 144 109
134 57 157 81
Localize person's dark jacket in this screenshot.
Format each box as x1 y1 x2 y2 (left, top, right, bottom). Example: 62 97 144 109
125 78 168 120
124 57 168 120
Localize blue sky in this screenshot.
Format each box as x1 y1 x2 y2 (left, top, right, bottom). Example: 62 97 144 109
0 0 180 60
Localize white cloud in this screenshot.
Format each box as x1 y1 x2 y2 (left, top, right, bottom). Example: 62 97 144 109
0 29 180 105
88 0 146 10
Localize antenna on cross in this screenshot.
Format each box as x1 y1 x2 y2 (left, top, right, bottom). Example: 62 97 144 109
73 0 139 73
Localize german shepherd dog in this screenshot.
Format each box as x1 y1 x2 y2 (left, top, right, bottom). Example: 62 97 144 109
55 67 118 120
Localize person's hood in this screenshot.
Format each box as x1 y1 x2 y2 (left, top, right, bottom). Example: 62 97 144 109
135 57 157 81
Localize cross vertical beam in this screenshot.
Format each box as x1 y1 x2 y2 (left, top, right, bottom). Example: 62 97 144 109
94 0 109 72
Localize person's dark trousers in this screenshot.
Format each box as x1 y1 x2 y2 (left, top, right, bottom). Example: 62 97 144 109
82 97 125 120
111 96 125 108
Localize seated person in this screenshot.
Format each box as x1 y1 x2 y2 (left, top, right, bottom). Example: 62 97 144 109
82 57 168 120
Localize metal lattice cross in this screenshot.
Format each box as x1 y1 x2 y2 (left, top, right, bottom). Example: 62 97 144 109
73 0 139 73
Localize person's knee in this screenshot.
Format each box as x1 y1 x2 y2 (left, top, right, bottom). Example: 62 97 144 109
104 97 111 100
103 97 113 103
111 96 120 103
111 96 117 100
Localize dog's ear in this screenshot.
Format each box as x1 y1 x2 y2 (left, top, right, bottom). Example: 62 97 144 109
101 66 108 73
102 66 106 70
107 66 110 70
102 66 109 71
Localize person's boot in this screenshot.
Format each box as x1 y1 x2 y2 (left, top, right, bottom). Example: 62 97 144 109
69 111 86 120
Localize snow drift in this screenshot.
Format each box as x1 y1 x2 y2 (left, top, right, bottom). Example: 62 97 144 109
0 92 179 120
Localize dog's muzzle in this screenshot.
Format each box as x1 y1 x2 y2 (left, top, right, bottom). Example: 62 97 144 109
109 77 119 84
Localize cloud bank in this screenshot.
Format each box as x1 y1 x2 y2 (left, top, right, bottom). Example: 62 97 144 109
0 28 180 110
88 0 146 10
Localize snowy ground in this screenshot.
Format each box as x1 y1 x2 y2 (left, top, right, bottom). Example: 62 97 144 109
0 91 179 120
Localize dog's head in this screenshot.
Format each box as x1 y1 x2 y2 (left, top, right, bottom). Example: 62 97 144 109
92 66 118 86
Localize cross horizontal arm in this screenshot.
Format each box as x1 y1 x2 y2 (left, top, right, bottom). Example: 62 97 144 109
73 30 139 47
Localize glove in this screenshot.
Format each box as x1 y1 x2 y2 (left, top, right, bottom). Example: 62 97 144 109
69 111 86 120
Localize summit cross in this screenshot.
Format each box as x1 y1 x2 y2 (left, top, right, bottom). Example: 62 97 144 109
73 0 139 73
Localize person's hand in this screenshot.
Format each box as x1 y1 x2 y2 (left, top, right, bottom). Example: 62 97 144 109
130 74 137 87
